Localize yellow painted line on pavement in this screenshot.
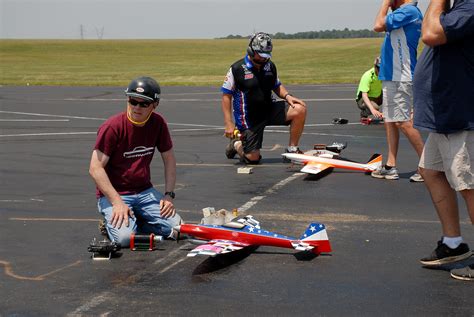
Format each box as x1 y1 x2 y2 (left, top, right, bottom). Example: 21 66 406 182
10 217 100 222
176 163 287 167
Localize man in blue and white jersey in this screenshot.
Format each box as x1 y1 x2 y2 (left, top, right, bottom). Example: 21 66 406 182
221 32 307 164
372 0 425 182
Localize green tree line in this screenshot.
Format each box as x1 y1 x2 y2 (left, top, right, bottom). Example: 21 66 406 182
222 28 382 39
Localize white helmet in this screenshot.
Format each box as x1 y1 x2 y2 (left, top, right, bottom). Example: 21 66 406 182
247 32 273 59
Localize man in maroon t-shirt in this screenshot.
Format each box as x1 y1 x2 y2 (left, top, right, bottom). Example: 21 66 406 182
89 76 181 246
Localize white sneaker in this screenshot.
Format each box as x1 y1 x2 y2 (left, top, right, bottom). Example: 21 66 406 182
410 173 424 182
371 166 399 180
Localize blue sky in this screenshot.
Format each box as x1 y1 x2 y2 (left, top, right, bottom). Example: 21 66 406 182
0 0 428 39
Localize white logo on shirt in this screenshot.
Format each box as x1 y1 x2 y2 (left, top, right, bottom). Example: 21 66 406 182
123 146 154 158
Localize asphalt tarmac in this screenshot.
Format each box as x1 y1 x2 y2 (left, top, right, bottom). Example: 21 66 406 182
1 85 473 316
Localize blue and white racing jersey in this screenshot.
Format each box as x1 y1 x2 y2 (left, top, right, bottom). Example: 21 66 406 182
221 55 281 130
379 4 423 82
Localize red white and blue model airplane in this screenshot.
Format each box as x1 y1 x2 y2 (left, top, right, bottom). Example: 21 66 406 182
174 216 331 257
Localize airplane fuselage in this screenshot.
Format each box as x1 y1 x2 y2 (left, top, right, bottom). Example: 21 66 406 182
282 153 376 172
179 224 298 250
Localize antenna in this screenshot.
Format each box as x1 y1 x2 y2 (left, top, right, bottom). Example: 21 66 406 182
95 27 104 40
80 24 85 39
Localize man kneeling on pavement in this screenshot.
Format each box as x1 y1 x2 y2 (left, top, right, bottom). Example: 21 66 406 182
89 76 182 247
221 32 307 164
356 56 383 121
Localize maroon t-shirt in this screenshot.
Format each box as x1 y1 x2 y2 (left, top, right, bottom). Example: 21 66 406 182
94 112 173 198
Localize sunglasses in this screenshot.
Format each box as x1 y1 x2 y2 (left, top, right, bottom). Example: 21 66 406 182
128 98 153 108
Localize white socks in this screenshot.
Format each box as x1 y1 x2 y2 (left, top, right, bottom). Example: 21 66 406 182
287 146 299 152
443 236 463 249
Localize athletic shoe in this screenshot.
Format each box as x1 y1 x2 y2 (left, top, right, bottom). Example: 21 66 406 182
450 264 474 281
371 166 399 180
410 173 424 182
420 240 472 266
225 139 239 159
283 148 304 163
360 109 371 118
98 219 108 237
168 228 179 240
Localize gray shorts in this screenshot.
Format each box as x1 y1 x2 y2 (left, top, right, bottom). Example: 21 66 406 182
382 81 413 123
357 98 382 111
419 130 474 191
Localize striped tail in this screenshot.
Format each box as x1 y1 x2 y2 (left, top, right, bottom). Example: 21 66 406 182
296 223 332 254
366 154 382 171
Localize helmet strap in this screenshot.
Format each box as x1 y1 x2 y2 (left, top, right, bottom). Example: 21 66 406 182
126 105 154 126
252 57 268 65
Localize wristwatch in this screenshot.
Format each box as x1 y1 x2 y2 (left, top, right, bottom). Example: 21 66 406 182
164 191 176 199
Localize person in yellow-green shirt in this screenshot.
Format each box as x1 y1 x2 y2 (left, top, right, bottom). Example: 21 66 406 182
356 57 383 119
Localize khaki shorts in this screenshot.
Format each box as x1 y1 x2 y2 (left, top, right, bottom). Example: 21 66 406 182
357 98 382 111
419 130 474 191
382 81 413 123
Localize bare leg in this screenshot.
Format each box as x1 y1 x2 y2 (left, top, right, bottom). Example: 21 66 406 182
385 122 399 167
286 104 306 147
398 120 425 157
459 189 474 224
420 167 461 237
234 141 244 158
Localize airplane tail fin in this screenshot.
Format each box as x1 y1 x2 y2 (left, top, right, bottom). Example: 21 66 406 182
291 223 331 254
366 153 382 171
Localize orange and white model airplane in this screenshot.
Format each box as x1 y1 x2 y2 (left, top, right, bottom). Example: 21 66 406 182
282 145 382 176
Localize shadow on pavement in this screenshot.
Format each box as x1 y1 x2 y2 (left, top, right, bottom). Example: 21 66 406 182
192 246 259 275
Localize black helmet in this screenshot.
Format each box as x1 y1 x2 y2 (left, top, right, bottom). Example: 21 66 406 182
125 76 161 102
247 32 273 59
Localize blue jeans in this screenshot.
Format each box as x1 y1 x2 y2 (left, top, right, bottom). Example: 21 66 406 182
98 187 181 247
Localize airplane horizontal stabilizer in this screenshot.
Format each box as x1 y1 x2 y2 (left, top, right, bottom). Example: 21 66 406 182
290 241 314 251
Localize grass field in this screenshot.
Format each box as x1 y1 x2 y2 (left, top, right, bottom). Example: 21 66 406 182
0 38 385 86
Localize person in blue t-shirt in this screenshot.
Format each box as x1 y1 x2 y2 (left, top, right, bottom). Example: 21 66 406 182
413 0 474 281
371 0 425 182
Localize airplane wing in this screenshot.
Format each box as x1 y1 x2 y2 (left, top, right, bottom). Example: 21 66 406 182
300 162 333 175
187 240 250 257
